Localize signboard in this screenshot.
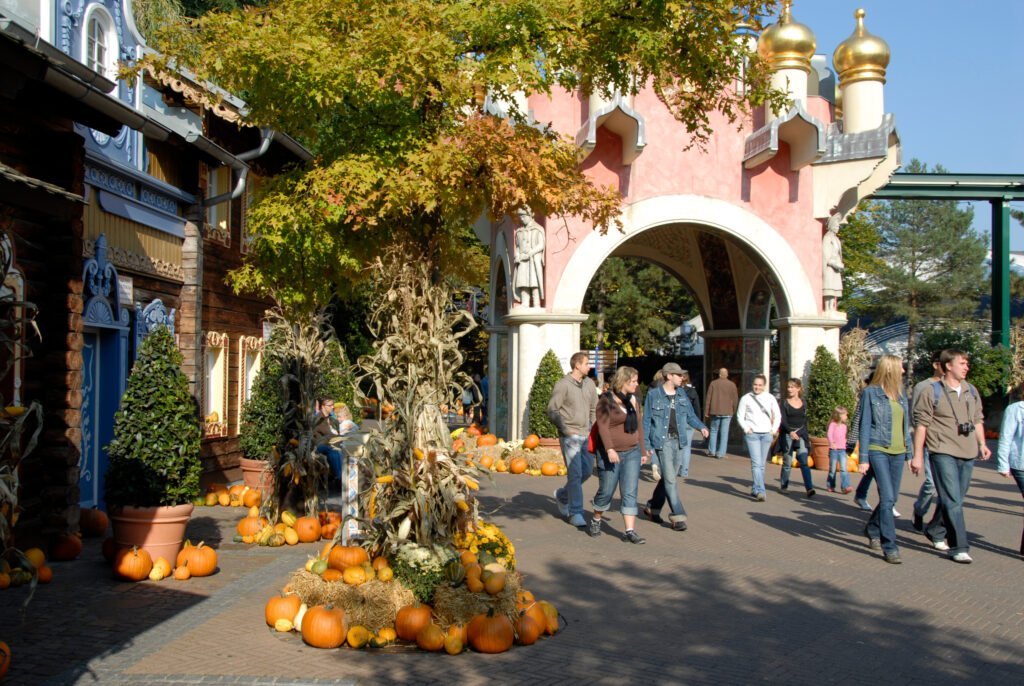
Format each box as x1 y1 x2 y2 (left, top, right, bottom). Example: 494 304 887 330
117 274 133 306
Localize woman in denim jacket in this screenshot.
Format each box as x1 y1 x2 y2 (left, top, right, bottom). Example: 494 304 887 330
857 355 912 564
642 363 709 530
995 390 1024 556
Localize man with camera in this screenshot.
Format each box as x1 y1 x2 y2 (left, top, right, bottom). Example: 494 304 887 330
911 349 990 564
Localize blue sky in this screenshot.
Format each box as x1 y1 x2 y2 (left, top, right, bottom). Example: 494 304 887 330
791 0 1024 244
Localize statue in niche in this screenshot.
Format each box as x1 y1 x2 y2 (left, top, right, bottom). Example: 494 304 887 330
512 207 545 308
822 212 844 311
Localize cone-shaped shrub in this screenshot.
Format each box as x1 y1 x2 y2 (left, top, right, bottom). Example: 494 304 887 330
527 350 565 438
105 326 202 507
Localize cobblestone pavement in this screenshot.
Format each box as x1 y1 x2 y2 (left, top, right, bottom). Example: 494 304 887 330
4 449 1023 685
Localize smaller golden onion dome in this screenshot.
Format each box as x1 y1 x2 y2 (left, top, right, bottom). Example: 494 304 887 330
833 9 891 85
757 1 816 73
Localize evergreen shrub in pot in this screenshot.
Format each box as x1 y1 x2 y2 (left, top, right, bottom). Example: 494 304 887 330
527 350 565 446
238 356 284 490
805 345 856 470
105 326 202 561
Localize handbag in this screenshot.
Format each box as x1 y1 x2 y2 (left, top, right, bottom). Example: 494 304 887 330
587 422 602 455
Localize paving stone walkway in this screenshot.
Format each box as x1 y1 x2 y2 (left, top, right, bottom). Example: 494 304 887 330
4 449 1023 685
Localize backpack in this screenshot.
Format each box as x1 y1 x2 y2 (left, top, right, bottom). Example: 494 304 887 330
932 380 978 406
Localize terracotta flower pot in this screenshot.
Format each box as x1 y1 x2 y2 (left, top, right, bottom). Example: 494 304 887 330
537 437 561 450
810 436 831 471
239 457 274 491
110 503 194 563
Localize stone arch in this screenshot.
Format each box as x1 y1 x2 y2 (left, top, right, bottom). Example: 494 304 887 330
552 194 817 318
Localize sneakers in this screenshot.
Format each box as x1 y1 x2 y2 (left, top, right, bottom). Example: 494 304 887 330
643 504 664 524
892 507 902 518
553 489 569 517
672 520 688 532
587 518 602 538
568 513 587 528
779 481 789 492
884 552 903 565
868 538 882 551
805 489 816 498
951 552 973 564
841 487 853 495
623 529 646 544
651 462 662 481
854 497 872 511
931 539 950 551
754 492 766 502
912 513 924 533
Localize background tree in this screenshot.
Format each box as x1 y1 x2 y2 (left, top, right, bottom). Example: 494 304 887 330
911 329 1010 399
836 205 882 314
850 159 987 364
581 257 698 357
144 0 785 315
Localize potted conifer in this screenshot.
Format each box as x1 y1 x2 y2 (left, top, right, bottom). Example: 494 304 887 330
238 355 284 491
105 326 202 562
805 345 856 470
527 350 565 448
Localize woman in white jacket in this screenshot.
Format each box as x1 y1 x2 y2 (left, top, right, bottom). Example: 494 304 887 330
995 392 1024 556
737 374 781 501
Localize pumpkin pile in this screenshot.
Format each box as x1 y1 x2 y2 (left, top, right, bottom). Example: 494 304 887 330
201 484 262 508
0 546 54 590
234 507 326 546
110 540 218 582
770 454 816 469
462 432 567 478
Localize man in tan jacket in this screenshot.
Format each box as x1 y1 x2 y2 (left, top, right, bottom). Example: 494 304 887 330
704 368 738 458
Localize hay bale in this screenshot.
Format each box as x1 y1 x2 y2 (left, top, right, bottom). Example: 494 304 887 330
288 569 415 633
433 572 522 628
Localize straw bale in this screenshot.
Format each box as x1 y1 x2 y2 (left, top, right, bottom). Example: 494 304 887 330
288 569 414 633
432 572 522 628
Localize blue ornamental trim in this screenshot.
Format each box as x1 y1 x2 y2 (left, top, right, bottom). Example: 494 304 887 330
133 298 175 358
82 234 129 329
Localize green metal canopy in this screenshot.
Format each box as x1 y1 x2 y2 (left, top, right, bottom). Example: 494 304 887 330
871 173 1024 347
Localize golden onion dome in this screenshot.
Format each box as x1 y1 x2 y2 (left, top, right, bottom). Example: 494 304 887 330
833 9 891 84
757 1 816 73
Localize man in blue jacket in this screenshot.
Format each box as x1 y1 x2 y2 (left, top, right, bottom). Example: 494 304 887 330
643 363 709 531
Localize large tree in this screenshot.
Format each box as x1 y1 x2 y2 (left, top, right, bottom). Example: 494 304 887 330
144 0 785 314
852 159 987 363
581 257 697 357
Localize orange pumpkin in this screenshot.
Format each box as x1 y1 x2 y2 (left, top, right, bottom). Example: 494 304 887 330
478 454 494 469
301 605 347 649
516 589 536 607
328 545 369 570
176 541 218 577
395 602 433 642
466 424 482 437
467 608 514 653
0 640 9 680
237 516 268 537
242 488 263 508
49 534 83 561
483 570 506 595
173 564 191 580
343 566 367 585
522 434 541 450
79 507 110 537
265 594 302 626
520 602 547 634
494 459 508 473
416 623 446 652
540 462 560 476
371 556 390 570
515 610 544 645
321 523 339 540
536 600 559 634
321 568 343 582
477 433 498 447
446 623 468 644
113 546 153 582
294 516 322 543
508 456 528 474
36 565 53 584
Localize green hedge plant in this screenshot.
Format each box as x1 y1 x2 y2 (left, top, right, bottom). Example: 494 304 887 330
105 326 202 507
239 355 285 461
527 350 564 438
806 345 855 438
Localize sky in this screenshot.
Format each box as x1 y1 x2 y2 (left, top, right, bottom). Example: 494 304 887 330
790 0 1024 245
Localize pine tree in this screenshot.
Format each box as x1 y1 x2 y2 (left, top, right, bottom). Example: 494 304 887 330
105 327 202 507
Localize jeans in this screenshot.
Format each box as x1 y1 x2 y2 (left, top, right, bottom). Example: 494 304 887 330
912 454 937 520
780 435 814 491
593 445 643 516
744 432 773 496
708 416 732 457
315 444 344 481
925 453 975 554
1012 468 1024 555
555 435 593 517
677 429 695 477
855 466 874 500
648 441 688 520
865 450 905 555
827 449 851 490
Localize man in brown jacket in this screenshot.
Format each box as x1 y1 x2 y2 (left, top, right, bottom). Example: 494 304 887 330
911 349 990 564
704 368 738 458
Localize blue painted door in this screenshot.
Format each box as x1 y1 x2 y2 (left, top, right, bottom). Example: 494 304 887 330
79 328 125 509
